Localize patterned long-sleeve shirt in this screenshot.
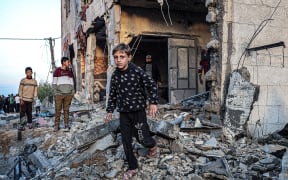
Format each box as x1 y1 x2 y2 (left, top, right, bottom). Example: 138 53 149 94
106 63 158 113
18 78 38 102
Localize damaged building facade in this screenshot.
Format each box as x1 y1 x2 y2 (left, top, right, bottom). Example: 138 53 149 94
61 0 288 138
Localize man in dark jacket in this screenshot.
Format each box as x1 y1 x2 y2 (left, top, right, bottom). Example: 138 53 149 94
144 54 161 87
105 43 158 179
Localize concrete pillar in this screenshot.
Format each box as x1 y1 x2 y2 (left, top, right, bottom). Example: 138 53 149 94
205 0 221 113
105 4 121 106
85 33 96 103
75 50 82 92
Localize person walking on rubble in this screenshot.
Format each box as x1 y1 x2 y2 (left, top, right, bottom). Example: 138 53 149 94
18 67 38 129
52 57 74 132
105 43 158 179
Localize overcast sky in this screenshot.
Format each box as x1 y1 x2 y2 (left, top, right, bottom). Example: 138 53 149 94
0 0 61 96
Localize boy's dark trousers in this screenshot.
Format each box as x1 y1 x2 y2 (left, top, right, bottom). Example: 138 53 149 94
20 101 32 124
120 109 156 170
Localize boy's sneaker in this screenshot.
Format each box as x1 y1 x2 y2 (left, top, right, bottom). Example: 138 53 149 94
53 127 60 132
27 123 33 129
123 169 137 180
62 126 70 132
18 125 25 131
148 146 158 158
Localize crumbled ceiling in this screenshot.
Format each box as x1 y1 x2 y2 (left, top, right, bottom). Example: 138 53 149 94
119 0 207 13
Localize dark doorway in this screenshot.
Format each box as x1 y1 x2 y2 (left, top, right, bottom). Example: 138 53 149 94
129 36 169 104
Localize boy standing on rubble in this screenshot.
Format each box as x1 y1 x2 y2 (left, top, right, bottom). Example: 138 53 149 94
105 43 158 179
52 57 74 132
18 67 38 129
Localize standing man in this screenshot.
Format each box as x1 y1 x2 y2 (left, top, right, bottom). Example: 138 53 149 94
105 43 158 179
34 97 41 116
18 67 38 129
52 57 74 132
144 54 161 87
198 49 211 91
15 94 20 113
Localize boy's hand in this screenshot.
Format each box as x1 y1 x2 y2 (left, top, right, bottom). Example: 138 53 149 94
105 113 113 123
20 99 24 105
149 104 158 118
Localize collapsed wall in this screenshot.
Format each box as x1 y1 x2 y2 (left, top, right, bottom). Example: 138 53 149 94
220 0 288 137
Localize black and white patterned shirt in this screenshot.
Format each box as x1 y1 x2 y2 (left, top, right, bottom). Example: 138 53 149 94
106 63 158 113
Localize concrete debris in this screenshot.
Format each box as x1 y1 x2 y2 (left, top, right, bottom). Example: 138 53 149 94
0 92 285 179
279 150 288 180
28 149 52 171
73 123 112 150
206 7 217 23
223 71 259 143
147 119 179 139
181 91 209 106
261 144 287 158
206 39 220 50
87 134 117 153
205 0 216 7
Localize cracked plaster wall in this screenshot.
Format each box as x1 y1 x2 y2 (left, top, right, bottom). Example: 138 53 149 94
220 0 288 137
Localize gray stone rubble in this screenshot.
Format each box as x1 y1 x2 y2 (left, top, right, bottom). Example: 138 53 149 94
0 91 287 179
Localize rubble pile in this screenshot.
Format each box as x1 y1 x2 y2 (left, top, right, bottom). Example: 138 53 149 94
0 96 286 179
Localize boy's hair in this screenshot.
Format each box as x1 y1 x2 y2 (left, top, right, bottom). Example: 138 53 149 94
112 43 131 56
25 67 32 72
61 57 69 64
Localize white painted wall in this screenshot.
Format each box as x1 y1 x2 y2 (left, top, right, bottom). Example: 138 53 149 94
221 0 288 137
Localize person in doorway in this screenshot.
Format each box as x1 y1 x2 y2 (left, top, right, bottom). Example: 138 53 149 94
18 67 38 129
198 49 211 91
52 57 74 132
144 54 161 87
34 97 41 116
105 43 158 180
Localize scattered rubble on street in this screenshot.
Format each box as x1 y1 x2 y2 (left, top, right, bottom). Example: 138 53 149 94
0 91 287 179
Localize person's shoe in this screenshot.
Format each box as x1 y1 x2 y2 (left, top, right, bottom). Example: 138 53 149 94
18 125 25 131
148 146 157 158
123 169 137 180
62 126 70 132
53 127 60 132
27 123 33 129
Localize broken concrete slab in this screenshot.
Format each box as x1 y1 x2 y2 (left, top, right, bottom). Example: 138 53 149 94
147 119 179 139
73 118 119 150
261 144 287 158
104 168 119 178
28 150 52 171
279 150 288 180
203 137 218 148
202 158 228 177
170 112 190 125
223 71 259 143
202 149 225 157
181 91 209 106
87 134 117 154
73 123 110 150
